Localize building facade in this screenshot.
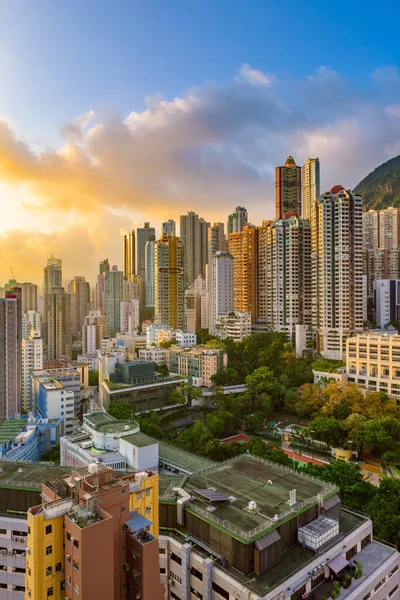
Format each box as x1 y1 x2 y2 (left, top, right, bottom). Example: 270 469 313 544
180 212 209 287
82 310 107 354
43 257 62 295
275 155 302 218
302 157 320 221
22 334 43 411
43 288 72 361
227 206 248 235
154 236 185 329
265 214 312 354
209 251 234 336
0 294 22 422
105 266 124 335
67 276 90 334
124 229 136 280
137 222 155 280
312 186 364 359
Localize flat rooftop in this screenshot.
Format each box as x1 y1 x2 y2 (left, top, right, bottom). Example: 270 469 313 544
179 455 337 541
0 419 26 444
159 440 216 473
0 462 71 490
83 411 138 434
122 432 158 448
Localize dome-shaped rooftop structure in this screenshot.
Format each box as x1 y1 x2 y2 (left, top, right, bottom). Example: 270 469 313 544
331 185 345 194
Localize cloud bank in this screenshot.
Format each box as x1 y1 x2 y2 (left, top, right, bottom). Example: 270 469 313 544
1 64 400 283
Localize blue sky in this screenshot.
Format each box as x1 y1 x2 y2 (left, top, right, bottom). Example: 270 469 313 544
1 0 399 144
1 0 400 283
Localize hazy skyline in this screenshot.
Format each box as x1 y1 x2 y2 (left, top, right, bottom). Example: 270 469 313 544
1 0 400 284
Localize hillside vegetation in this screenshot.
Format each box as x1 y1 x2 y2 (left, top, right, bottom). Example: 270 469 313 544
354 155 400 211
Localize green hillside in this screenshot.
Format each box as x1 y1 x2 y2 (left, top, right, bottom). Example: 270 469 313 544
354 155 400 211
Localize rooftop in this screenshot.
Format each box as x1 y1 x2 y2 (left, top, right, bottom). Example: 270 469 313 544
158 440 216 473
122 432 158 448
83 411 139 434
0 419 26 444
170 454 337 541
0 461 71 490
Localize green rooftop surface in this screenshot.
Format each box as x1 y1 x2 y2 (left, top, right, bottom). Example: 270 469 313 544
158 441 216 473
0 419 26 444
0 462 71 489
159 475 187 500
122 432 158 448
180 455 337 539
84 411 138 434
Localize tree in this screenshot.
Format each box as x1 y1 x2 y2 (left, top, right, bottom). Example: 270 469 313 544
293 383 324 417
206 411 236 438
41 445 61 463
343 414 367 451
155 364 169 376
245 367 282 405
170 383 202 408
88 370 98 387
108 403 136 420
211 367 240 386
159 338 176 349
305 417 346 448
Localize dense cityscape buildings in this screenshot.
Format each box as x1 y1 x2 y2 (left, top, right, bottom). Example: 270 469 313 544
2 154 400 600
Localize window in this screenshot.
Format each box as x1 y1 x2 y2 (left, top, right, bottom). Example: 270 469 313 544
145 506 151 514
0 529 6 535
190 567 203 581
45 545 52 555
160 567 166 574
122 545 126 551
66 554 71 562
375 579 385 592
28 526 31 535
170 552 182 566
136 492 142 500
346 545 357 560
46 566 53 576
121 489 126 495
362 593 371 600
146 489 151 497
73 560 79 571
66 532 71 541
121 526 126 532
170 592 180 600
190 587 203 599
47 587 54 597
389 566 399 578
389 585 399 598
67 576 72 585
73 538 79 549
46 525 52 535
60 582 65 592
55 562 62 572
121 506 126 512
73 582 80 593
212 582 229 600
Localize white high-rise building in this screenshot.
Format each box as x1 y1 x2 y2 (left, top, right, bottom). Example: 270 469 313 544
374 279 400 329
82 310 107 354
27 310 42 336
312 186 364 359
265 214 312 355
120 299 140 335
302 157 320 220
22 333 43 411
145 240 155 308
209 251 234 335
185 275 207 333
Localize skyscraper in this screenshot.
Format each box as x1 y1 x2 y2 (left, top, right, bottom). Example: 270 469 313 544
302 157 320 220
208 222 227 259
0 292 22 422
185 275 207 333
120 299 139 334
20 282 38 313
154 235 185 328
145 239 155 308
227 206 248 235
228 226 258 323
124 229 136 280
67 276 90 333
275 156 301 218
96 259 110 313
22 332 43 411
105 266 124 334
43 287 72 360
162 219 176 237
209 251 234 335
43 256 62 294
137 222 155 279
265 213 312 354
180 211 209 286
312 185 363 359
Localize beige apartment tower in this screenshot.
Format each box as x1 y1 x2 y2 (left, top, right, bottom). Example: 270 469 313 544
302 157 320 220
154 235 185 329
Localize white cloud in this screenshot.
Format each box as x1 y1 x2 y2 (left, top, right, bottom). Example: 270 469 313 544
235 63 273 86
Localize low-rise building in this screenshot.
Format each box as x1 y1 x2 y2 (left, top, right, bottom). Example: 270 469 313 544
159 454 400 600
215 310 252 341
0 415 62 462
101 360 186 412
146 324 175 346
138 347 167 366
77 352 98 371
167 346 227 387
31 370 75 435
175 330 197 347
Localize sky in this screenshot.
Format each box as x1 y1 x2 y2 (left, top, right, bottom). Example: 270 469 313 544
1 0 400 285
